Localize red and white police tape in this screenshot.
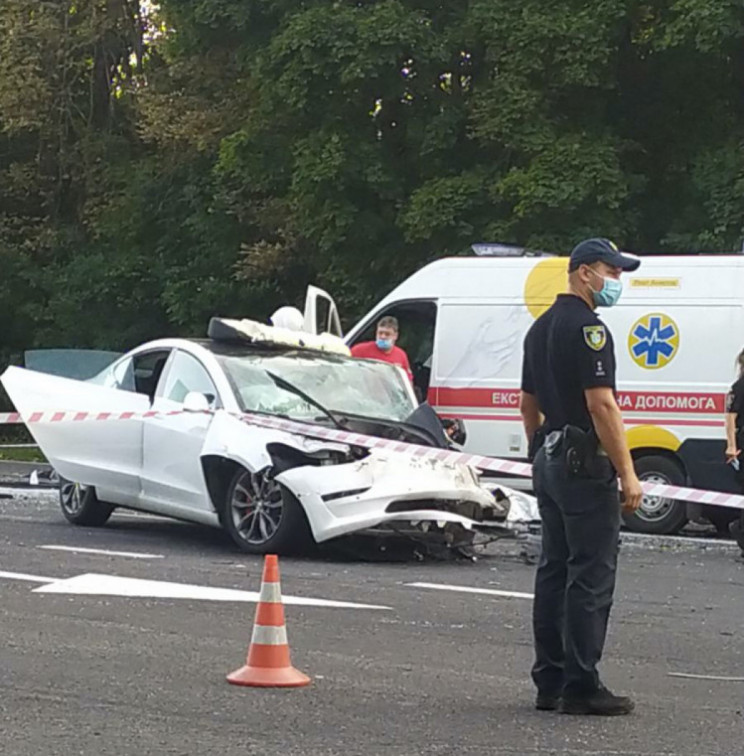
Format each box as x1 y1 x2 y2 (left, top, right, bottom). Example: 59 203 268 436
1 408 743 511
0 410 182 425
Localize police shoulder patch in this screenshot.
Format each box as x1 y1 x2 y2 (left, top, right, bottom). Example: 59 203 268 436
583 325 607 351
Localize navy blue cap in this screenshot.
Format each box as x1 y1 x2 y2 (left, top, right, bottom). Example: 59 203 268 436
568 238 640 272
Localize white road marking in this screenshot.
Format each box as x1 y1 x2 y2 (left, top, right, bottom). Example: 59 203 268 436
668 672 744 682
32 573 391 610
38 545 164 560
0 570 55 583
406 582 534 600
623 532 737 547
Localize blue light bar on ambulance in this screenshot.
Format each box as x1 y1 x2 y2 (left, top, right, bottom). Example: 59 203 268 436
471 243 554 258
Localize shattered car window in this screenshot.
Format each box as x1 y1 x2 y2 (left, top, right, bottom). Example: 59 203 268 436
216 352 415 422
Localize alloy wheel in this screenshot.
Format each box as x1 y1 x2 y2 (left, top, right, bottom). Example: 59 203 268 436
230 469 284 545
60 481 89 517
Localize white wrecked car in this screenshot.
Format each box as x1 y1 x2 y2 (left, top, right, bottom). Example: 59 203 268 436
1 319 538 555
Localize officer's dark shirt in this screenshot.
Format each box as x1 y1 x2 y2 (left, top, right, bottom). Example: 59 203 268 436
521 294 616 433
726 376 744 442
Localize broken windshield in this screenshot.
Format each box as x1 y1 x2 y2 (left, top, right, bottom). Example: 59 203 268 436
215 351 415 423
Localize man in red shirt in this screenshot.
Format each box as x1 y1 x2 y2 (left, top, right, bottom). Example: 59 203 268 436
350 316 413 383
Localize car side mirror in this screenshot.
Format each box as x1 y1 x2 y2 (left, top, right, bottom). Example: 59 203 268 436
183 391 211 413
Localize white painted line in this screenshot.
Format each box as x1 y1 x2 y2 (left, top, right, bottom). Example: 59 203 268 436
669 672 744 682
0 570 55 584
38 545 164 560
623 532 736 547
33 573 391 610
406 581 534 600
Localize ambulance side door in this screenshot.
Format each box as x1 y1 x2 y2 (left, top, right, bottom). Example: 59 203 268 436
344 299 439 404
431 301 528 458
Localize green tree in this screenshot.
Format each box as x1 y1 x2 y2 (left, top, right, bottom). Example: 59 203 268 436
2 0 744 374
152 0 744 323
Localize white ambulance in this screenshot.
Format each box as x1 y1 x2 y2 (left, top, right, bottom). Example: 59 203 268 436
306 248 743 535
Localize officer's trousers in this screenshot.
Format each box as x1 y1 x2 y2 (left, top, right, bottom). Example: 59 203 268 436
731 462 744 555
531 447 621 697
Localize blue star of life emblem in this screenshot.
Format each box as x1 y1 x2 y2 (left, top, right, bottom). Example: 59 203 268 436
630 315 678 367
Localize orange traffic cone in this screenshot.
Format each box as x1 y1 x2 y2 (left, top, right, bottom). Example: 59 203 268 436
227 554 311 688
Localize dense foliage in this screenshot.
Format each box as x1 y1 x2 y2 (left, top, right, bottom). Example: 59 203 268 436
2 0 744 369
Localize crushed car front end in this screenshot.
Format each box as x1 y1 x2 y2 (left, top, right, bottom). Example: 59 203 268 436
275 446 508 544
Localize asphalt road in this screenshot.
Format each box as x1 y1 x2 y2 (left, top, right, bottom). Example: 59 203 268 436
1 490 743 756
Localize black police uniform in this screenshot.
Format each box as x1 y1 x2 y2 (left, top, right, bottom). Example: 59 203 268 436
521 293 620 699
725 376 744 462
725 377 744 553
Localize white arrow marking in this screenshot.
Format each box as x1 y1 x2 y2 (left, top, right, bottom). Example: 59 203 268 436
32 572 391 610
38 545 164 560
406 581 534 600
0 570 55 583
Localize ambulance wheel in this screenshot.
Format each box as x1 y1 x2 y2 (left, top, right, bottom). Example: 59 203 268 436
623 455 688 535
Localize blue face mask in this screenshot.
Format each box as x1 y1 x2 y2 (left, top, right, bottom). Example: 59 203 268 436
376 338 393 351
590 271 623 307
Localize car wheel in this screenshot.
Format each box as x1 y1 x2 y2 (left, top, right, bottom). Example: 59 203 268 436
622 455 688 535
59 479 115 527
223 466 313 555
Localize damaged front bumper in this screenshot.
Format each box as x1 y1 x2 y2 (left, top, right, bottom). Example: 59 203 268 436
275 448 528 545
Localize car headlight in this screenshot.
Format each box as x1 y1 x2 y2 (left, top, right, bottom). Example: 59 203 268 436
296 438 369 465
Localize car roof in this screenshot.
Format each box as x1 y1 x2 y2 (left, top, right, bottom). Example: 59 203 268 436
197 339 351 362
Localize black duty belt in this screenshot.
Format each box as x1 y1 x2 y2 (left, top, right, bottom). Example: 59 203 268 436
543 424 610 479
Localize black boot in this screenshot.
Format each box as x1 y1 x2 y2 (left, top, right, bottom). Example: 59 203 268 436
560 685 635 716
535 692 561 711
729 518 744 555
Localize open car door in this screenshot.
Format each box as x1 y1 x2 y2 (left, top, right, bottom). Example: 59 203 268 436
24 349 121 379
303 285 343 337
1 365 150 500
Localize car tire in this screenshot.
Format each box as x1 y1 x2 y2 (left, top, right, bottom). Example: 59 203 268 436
59 479 115 527
222 466 313 555
622 455 688 535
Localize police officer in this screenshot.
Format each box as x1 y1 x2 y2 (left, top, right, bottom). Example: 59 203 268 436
724 347 744 557
519 238 643 716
